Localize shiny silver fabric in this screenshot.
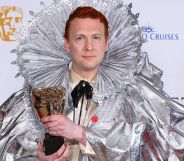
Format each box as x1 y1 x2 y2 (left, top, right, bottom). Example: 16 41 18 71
1 0 184 160
0 88 44 161
1 61 184 160
84 77 184 161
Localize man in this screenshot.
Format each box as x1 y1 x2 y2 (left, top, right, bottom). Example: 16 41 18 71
1 1 184 161
0 6 23 41
37 6 109 161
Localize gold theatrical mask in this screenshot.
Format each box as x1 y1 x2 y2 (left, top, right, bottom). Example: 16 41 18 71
32 86 66 118
32 86 65 155
0 6 23 41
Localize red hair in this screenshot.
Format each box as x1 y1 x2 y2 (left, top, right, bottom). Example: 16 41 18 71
64 6 108 40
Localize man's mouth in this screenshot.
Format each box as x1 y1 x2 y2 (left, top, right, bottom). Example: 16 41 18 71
82 56 95 60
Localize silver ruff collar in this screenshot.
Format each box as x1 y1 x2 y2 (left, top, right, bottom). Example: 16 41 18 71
11 0 146 95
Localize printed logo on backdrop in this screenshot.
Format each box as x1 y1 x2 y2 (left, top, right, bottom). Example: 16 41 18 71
141 25 179 41
0 6 23 41
172 97 184 105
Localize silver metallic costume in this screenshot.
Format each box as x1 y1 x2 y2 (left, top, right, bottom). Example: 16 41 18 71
1 0 184 160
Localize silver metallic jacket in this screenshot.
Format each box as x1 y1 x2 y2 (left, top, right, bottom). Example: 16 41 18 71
1 0 184 160
1 66 184 161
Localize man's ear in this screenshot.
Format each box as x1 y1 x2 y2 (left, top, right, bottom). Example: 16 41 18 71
64 38 70 54
105 37 109 51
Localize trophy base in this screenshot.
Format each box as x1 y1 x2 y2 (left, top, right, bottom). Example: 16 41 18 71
44 133 64 155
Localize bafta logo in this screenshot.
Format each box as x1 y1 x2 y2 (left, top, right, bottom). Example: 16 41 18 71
0 6 23 41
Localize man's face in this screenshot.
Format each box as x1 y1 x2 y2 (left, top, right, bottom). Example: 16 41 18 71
0 7 23 41
64 18 108 75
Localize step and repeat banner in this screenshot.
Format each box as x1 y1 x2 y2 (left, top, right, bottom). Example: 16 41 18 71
124 0 184 105
0 0 184 105
0 0 52 104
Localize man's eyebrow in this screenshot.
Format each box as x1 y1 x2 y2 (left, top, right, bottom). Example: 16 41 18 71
73 33 103 37
73 33 85 37
80 33 102 35
93 34 102 36
75 34 85 36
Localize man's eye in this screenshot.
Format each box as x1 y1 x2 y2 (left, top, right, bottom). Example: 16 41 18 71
76 37 83 40
94 36 100 40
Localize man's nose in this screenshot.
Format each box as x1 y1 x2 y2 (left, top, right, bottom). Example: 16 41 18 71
85 39 94 51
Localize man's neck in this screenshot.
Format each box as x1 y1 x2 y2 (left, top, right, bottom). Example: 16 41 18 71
71 67 97 81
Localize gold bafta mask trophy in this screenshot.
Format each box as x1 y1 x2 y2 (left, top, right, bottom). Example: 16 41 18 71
32 86 65 155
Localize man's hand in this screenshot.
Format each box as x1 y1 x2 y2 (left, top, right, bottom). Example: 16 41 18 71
37 141 69 161
41 115 86 145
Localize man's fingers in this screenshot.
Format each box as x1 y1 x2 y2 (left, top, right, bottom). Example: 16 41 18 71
60 144 70 160
57 144 67 156
41 115 63 123
46 126 63 136
48 131 59 136
37 140 45 155
54 144 70 161
44 121 60 128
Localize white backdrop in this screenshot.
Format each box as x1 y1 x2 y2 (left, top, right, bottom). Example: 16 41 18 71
124 0 184 104
0 0 184 105
0 0 52 104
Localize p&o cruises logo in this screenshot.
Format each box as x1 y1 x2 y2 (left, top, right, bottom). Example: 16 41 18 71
172 97 184 105
141 25 179 41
